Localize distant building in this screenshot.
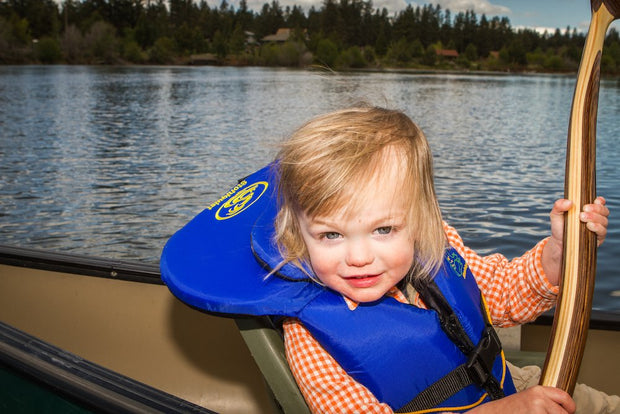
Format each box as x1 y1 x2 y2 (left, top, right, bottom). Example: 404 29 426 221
262 28 292 43
435 49 459 58
245 31 257 46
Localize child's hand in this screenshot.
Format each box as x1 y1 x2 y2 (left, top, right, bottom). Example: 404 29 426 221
543 196 609 286
549 196 609 247
466 385 575 413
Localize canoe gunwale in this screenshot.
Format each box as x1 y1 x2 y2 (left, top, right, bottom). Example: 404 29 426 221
0 244 161 285
530 311 620 331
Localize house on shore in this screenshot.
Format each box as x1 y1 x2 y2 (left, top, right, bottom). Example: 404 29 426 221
435 49 459 59
261 28 308 43
262 28 292 43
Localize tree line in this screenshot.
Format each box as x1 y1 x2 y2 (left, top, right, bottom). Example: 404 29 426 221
2 0 620 73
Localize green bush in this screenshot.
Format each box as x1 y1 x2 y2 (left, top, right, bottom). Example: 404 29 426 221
84 21 119 63
606 42 620 65
526 48 545 67
259 41 307 67
283 41 307 66
337 46 366 68
464 43 478 61
387 38 412 64
61 25 84 63
421 44 437 66
9 15 31 46
410 39 424 58
543 55 564 71
229 24 246 55
35 37 62 63
149 37 175 64
363 46 376 65
122 40 146 63
212 30 228 59
601 53 616 73
375 31 387 56
259 44 278 65
0 15 32 63
316 38 338 68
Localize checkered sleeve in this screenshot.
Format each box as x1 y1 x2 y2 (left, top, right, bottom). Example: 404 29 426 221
283 318 394 414
443 222 559 327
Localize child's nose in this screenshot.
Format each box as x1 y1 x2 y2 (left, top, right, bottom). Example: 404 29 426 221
345 239 374 267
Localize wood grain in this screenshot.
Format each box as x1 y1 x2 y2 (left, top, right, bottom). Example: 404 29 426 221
539 0 618 394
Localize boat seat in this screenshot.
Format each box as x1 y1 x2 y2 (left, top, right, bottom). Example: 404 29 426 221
504 350 546 368
235 317 311 414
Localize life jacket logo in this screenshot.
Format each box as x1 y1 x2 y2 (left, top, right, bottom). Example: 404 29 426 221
215 181 268 220
446 251 467 279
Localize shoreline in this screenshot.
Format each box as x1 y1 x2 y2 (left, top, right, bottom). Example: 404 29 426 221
0 61 582 76
6 62 618 79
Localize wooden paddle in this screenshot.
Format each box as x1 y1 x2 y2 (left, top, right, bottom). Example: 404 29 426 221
539 0 619 394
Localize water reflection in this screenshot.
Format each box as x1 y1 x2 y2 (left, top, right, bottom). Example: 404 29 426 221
0 66 617 312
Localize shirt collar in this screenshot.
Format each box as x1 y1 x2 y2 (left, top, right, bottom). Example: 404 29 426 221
343 287 410 310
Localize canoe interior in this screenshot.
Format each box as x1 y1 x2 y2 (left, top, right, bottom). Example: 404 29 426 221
0 246 276 414
0 245 618 410
521 321 619 396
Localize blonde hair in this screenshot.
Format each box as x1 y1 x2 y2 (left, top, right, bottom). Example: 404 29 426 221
274 106 446 283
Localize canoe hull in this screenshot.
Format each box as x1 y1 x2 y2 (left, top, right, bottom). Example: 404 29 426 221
1 246 618 411
0 251 276 413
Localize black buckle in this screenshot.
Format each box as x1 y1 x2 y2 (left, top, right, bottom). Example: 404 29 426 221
465 326 501 387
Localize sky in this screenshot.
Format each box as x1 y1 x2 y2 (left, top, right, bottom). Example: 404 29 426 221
238 0 619 34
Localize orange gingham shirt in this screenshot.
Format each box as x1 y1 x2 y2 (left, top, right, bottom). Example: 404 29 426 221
283 222 559 414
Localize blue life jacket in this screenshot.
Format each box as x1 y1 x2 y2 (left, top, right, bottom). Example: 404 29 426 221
291 252 516 412
161 164 517 413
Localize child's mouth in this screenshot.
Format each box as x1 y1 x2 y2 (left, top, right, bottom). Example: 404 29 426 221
344 274 380 288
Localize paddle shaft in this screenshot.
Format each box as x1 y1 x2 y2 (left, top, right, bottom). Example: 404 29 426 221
539 0 619 393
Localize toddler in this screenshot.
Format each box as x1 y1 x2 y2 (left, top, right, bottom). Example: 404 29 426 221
273 106 613 413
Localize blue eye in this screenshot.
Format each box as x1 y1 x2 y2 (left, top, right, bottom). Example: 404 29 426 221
323 232 341 240
376 226 393 235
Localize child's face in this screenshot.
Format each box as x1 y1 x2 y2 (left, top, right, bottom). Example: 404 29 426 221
296 154 415 303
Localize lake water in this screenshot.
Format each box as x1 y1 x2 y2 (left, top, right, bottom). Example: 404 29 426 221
0 65 618 313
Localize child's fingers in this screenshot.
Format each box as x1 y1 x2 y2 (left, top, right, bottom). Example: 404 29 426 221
582 220 608 246
551 198 573 215
594 195 607 206
583 197 609 218
580 197 609 246
549 199 572 242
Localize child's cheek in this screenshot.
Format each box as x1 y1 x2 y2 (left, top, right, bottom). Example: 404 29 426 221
308 248 340 283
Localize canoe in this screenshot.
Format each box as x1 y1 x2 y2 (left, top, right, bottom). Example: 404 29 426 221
0 245 618 413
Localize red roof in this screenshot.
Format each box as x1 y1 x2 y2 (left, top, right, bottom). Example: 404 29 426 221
435 49 459 57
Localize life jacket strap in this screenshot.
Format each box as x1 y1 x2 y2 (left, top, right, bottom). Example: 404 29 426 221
395 364 472 412
396 279 506 412
415 279 475 353
465 325 505 399
395 325 504 413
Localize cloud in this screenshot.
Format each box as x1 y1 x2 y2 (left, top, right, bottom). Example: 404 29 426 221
235 0 510 16
514 25 559 35
576 19 592 33
375 0 410 13
514 20 590 35
241 0 408 13
427 0 511 16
